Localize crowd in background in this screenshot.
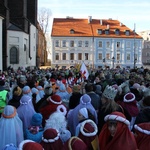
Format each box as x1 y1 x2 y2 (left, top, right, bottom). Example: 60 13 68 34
0 65 150 150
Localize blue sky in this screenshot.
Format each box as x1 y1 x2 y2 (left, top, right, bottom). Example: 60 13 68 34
38 0 150 32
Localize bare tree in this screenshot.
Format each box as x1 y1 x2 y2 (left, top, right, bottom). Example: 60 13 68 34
38 7 52 34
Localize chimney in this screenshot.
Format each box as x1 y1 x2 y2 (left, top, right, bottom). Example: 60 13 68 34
120 22 122 26
100 19 103 25
107 24 110 29
88 16 92 23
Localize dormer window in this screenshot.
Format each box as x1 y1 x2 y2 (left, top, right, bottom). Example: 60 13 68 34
97 29 102 34
70 29 74 34
105 29 109 35
115 29 120 35
125 30 130 36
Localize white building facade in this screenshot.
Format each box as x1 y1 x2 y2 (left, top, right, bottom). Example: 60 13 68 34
51 37 94 68
51 17 143 69
7 24 37 70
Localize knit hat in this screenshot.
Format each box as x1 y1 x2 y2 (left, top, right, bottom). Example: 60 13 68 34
42 128 60 143
3 143 17 150
44 84 53 95
104 111 130 126
49 95 62 104
80 119 98 137
13 86 22 96
31 113 42 126
123 92 135 102
18 140 43 150
72 85 81 93
2 105 16 119
59 129 71 143
79 108 88 119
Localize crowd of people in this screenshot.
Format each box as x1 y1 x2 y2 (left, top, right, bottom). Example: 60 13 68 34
0 65 150 150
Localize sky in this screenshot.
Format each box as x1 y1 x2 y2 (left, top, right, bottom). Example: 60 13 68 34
38 0 150 33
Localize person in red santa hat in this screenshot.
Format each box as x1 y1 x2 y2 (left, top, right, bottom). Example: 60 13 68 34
18 139 43 150
40 94 67 127
99 111 138 150
117 92 139 131
40 128 63 150
134 122 150 150
78 119 99 150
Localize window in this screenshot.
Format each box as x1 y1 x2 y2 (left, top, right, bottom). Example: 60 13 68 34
85 53 88 60
126 41 131 48
70 29 75 34
106 53 110 60
127 53 130 60
55 40 59 47
78 53 82 60
117 42 120 48
125 30 130 36
105 29 109 35
55 53 59 60
70 41 74 47
106 41 110 48
70 53 74 60
62 53 66 60
115 29 120 35
117 53 120 60
97 29 102 34
85 41 89 47
10 47 19 64
98 41 102 48
62 40 66 47
78 41 82 47
146 53 150 57
98 53 102 60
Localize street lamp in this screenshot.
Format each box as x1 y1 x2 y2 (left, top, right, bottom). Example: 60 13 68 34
112 57 115 69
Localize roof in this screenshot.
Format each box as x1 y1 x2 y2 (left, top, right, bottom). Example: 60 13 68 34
51 17 142 39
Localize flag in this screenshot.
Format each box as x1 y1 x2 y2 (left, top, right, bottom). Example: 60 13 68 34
80 62 89 80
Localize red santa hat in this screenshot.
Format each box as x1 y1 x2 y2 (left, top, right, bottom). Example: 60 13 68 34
80 119 98 137
42 128 60 143
49 95 62 104
19 140 43 150
123 92 135 103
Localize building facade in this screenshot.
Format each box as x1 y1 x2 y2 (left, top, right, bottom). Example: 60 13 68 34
51 16 143 69
0 0 47 70
138 30 150 66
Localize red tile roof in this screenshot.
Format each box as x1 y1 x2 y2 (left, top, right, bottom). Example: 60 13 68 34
51 17 142 39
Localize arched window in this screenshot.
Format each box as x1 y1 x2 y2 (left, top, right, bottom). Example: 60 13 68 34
10 46 19 64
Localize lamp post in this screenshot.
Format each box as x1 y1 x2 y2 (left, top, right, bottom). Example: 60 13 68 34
112 57 115 69
134 58 137 69
103 58 105 68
